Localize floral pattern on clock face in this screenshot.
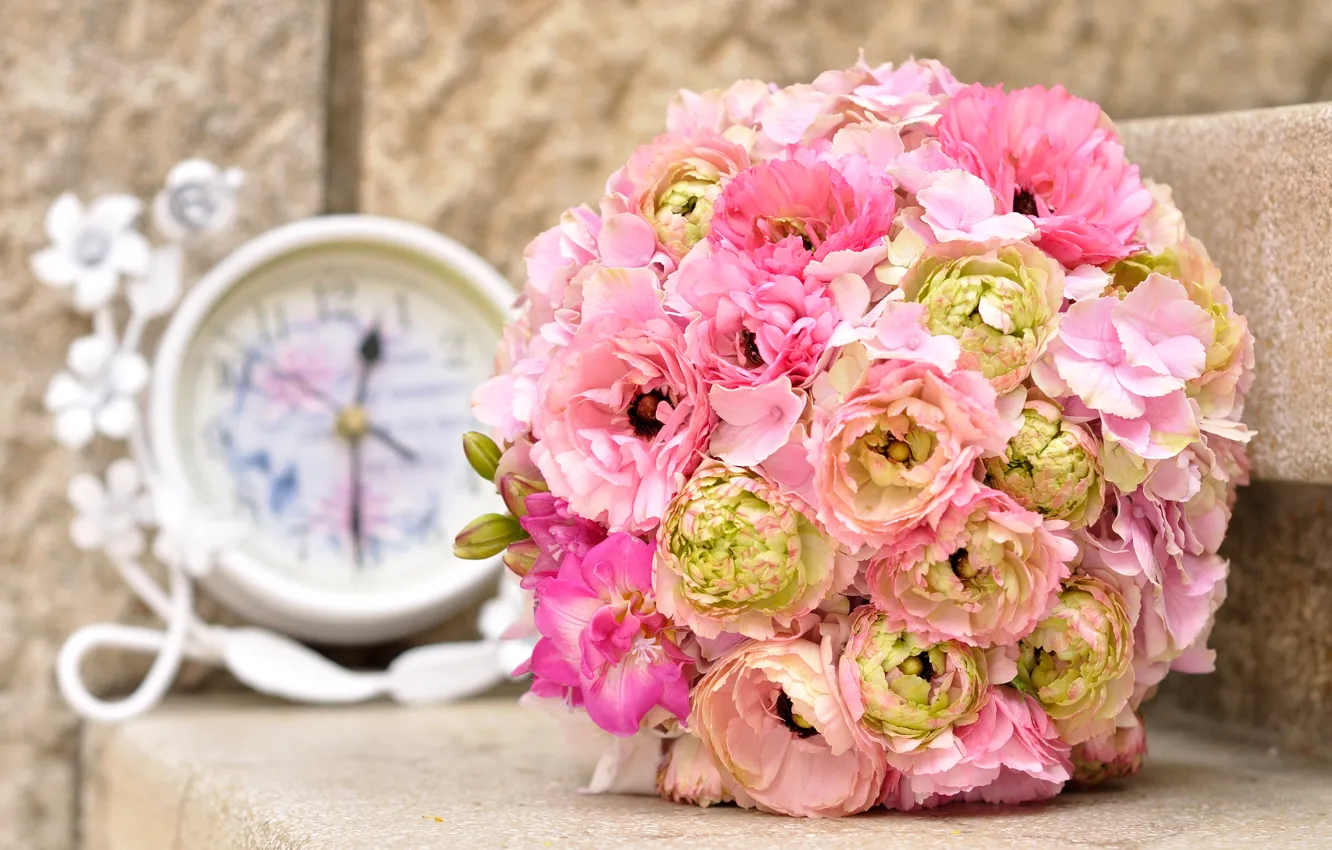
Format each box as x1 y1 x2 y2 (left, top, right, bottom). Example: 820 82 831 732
176 246 501 591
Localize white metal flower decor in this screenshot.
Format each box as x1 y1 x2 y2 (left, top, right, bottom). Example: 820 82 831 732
38 161 528 723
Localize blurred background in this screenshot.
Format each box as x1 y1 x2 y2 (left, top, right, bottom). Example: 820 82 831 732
4 1 1332 847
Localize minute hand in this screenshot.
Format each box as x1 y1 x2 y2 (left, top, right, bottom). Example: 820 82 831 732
219 331 419 462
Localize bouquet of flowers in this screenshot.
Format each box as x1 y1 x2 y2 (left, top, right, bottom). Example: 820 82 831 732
454 55 1254 817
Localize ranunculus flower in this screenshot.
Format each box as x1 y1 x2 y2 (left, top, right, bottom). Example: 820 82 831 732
524 533 691 736
657 732 733 807
983 400 1105 528
1071 713 1146 787
1033 272 1214 461
606 132 751 261
667 243 851 390
693 634 888 817
901 239 1065 392
530 267 712 533
837 607 989 755
1015 575 1135 744
708 151 894 278
882 686 1072 809
655 462 856 640
864 487 1075 648
937 84 1153 267
810 358 1016 552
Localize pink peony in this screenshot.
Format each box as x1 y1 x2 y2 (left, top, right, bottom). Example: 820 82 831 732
524 533 691 736
707 151 894 279
810 358 1016 552
692 634 888 818
606 131 751 262
937 84 1153 267
1034 272 1214 461
530 267 712 533
883 686 1072 809
865 487 1075 648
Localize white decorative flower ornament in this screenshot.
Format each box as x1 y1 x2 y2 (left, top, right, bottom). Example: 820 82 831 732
153 158 245 240
68 459 155 561
29 193 152 312
43 324 150 448
151 488 247 579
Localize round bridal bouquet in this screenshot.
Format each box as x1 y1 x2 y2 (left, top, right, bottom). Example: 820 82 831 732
455 56 1253 817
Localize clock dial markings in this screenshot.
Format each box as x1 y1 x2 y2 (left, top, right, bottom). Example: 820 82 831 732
176 246 497 591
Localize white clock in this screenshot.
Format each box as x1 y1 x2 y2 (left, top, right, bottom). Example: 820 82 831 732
37 162 532 721
150 216 513 643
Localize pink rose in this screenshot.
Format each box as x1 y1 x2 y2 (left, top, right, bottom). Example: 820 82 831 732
523 533 691 736
865 487 1075 648
937 84 1153 267
692 634 888 817
810 358 1016 552
530 267 712 533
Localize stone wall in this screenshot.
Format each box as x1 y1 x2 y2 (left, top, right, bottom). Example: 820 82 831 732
5 1 1332 847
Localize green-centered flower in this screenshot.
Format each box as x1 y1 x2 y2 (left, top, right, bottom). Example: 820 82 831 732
1015 575 1134 744
902 240 1065 392
984 400 1105 528
837 607 988 755
654 461 854 640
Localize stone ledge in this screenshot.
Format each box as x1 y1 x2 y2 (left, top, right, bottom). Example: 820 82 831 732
1121 102 1332 484
82 697 1332 850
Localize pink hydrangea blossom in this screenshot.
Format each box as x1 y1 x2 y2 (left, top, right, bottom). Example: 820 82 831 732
937 84 1153 267
1034 272 1215 460
865 487 1076 648
523 533 691 736
882 687 1072 809
530 267 712 533
810 358 1017 552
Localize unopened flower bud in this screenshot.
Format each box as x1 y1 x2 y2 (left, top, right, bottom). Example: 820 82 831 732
502 538 540 578
453 513 527 560
462 431 502 482
499 473 547 519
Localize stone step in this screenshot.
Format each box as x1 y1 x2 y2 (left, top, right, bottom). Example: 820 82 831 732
81 698 1332 850
1120 103 1332 484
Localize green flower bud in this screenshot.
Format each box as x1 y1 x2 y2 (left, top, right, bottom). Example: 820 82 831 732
498 473 547 519
462 431 502 482
902 240 1065 392
453 513 527 560
502 538 539 578
984 400 1104 528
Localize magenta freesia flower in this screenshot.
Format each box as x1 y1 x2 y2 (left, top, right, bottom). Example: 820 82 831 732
531 267 712 533
525 533 691 736
1035 272 1214 460
937 84 1153 267
518 492 607 589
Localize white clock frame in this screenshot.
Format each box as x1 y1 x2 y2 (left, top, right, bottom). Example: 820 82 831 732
150 215 514 644
35 161 533 722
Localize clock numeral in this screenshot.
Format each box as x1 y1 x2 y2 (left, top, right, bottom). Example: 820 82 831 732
273 303 290 339
216 358 237 391
253 302 287 344
315 278 357 321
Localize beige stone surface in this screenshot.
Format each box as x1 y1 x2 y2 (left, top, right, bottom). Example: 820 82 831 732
84 697 1332 850
1121 103 1332 483
0 2 328 848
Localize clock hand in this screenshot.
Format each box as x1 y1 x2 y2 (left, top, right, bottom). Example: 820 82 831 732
347 324 383 570
216 331 419 462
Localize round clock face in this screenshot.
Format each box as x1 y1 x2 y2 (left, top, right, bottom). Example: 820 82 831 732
163 234 507 602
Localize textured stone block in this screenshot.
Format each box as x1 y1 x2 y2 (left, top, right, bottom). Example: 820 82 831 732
0 2 327 848
1121 104 1332 483
83 698 1332 850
